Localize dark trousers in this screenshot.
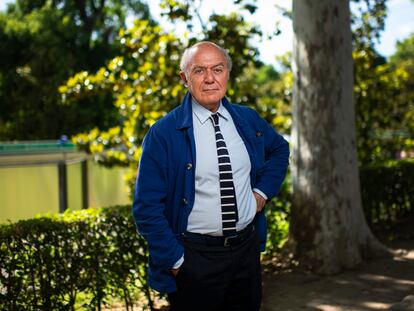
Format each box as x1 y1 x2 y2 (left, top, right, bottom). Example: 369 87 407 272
168 229 262 311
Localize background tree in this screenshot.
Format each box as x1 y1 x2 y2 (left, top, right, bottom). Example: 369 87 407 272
290 0 387 273
388 33 414 153
350 0 413 164
351 0 387 51
0 0 151 140
234 56 293 134
354 45 413 163
60 20 185 175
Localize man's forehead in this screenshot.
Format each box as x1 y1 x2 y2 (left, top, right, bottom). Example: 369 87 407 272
188 44 226 63
189 42 221 53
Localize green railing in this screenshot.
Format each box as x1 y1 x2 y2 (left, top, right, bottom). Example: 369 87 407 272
0 140 76 154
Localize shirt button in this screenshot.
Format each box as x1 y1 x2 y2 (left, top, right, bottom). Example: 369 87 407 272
187 163 192 170
182 198 188 205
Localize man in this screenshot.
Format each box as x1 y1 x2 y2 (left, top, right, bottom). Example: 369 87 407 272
132 41 289 311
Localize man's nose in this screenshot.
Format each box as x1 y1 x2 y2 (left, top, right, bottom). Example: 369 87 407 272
204 69 214 83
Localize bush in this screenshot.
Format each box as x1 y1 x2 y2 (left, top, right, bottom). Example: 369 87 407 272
360 159 414 226
264 175 291 258
0 206 152 310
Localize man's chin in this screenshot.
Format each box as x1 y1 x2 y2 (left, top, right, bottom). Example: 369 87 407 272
201 96 221 105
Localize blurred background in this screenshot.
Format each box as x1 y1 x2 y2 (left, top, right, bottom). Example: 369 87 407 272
0 0 413 222
1 1 414 309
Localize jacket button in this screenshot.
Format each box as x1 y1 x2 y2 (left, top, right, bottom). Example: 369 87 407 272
182 198 188 205
187 163 192 170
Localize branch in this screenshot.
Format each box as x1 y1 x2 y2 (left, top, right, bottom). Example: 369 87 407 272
188 0 207 33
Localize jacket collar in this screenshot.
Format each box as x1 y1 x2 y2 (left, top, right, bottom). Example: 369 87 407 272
222 96 247 128
175 91 193 130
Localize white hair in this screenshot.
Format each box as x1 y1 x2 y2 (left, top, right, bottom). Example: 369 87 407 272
179 42 232 75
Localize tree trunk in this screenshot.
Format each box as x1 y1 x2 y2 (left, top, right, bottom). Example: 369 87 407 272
290 0 388 274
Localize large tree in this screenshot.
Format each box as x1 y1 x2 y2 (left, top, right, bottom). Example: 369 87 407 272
290 0 388 273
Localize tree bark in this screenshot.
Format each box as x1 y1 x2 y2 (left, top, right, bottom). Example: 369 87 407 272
290 0 388 274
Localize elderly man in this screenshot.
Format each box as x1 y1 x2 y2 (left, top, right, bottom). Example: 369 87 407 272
132 41 289 311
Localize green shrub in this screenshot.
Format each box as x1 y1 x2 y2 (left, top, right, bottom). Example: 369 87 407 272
360 159 414 225
0 206 152 310
265 175 291 258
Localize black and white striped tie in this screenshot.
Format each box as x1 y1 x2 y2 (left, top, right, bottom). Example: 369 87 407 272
210 113 238 236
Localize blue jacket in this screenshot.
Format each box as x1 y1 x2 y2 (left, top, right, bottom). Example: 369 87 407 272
132 92 289 293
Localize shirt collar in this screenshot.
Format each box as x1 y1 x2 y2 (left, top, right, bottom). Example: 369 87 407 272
192 97 229 124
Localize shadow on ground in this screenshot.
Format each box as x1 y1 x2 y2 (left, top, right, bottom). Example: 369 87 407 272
262 240 414 311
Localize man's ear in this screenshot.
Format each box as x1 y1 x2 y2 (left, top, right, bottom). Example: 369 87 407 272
180 72 188 87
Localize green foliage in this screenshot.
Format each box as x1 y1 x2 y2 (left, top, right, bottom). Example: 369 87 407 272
0 206 152 310
159 0 260 32
390 33 414 138
264 175 291 258
235 56 292 134
350 2 413 164
351 0 387 50
354 46 414 164
391 32 414 65
360 159 414 225
0 0 151 140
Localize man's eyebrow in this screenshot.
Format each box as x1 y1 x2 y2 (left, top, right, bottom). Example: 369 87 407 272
190 63 225 71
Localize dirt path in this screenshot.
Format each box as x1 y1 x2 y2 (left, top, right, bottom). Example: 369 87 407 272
262 240 414 311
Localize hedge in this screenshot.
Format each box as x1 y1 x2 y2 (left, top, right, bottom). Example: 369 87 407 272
360 159 414 225
0 206 151 310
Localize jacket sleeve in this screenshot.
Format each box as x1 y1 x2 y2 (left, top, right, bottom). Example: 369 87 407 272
132 125 184 271
254 112 290 200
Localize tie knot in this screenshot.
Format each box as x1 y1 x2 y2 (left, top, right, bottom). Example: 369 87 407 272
211 113 219 126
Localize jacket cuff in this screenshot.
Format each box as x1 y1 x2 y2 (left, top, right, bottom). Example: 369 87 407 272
172 255 184 269
253 188 268 200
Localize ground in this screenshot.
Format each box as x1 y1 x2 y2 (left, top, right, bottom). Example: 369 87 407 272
262 240 414 311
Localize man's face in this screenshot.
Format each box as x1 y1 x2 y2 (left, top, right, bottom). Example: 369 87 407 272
180 44 229 112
